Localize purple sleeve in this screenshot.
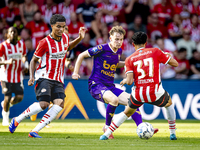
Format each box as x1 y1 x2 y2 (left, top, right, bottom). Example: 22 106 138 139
88 45 103 56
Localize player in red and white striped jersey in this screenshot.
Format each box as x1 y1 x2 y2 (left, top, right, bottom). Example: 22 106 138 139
0 27 28 126
9 14 87 138
100 32 179 140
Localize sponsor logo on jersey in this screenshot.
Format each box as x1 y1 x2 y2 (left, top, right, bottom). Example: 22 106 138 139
51 51 66 59
41 88 46 93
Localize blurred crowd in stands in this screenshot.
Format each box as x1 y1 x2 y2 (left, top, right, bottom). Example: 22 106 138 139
0 0 200 79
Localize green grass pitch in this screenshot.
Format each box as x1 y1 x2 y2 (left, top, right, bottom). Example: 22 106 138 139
0 119 200 150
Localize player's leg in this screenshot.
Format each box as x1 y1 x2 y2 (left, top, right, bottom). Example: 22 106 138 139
2 95 11 126
29 99 63 138
118 92 143 126
9 95 23 105
103 91 119 127
9 79 49 134
88 82 117 139
164 96 177 140
10 82 24 105
152 90 177 140
9 101 45 133
29 81 65 138
102 90 119 139
1 81 13 126
100 105 137 140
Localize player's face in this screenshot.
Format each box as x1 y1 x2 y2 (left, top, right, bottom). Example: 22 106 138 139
51 22 66 38
7 27 18 41
109 32 124 50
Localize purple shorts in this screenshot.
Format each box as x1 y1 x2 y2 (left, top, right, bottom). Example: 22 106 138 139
88 81 124 103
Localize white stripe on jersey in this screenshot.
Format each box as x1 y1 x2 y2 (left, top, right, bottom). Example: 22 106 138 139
45 37 52 77
146 86 152 102
139 87 144 102
54 41 59 80
60 39 65 82
155 84 158 94
10 44 15 82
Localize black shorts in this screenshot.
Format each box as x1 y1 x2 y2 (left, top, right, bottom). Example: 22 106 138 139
128 91 170 109
35 78 66 102
1 81 24 96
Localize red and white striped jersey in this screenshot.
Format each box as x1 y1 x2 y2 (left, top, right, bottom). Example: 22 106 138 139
125 47 171 103
0 40 26 83
34 33 69 83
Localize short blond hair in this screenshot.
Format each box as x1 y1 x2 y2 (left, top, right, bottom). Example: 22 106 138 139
109 25 126 36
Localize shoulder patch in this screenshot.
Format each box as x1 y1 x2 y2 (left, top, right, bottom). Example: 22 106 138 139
91 47 98 53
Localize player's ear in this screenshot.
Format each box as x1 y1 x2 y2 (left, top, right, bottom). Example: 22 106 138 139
132 42 135 47
144 42 147 47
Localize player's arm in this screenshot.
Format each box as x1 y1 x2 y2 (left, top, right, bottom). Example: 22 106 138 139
0 58 15 65
165 53 179 67
117 61 125 68
72 50 90 80
28 55 39 86
68 27 87 51
120 72 134 86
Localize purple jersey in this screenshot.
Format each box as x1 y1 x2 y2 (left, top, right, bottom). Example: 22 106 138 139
88 43 122 84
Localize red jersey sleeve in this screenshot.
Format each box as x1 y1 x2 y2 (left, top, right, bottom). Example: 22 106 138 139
125 56 133 74
0 43 5 57
156 48 171 65
34 39 47 58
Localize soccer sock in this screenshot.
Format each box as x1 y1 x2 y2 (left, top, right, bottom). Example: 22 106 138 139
131 108 143 126
32 105 63 132
104 112 128 138
16 102 43 123
2 109 9 119
165 105 176 134
105 104 117 126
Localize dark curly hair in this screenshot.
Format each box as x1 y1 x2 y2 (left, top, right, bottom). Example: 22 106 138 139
50 14 66 25
132 32 147 45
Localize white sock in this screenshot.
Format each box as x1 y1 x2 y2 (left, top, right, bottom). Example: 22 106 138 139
2 110 9 120
104 112 128 137
16 102 43 123
165 105 176 135
32 105 63 132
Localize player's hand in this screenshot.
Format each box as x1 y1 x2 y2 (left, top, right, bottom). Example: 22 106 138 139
72 73 80 80
28 78 35 86
120 78 127 87
6 58 15 64
79 27 87 40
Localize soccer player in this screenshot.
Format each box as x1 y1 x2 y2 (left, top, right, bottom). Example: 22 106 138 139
9 14 87 138
100 32 178 140
0 27 27 126
72 26 157 139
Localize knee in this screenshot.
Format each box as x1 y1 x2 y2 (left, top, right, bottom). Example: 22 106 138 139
15 95 24 102
59 101 64 108
109 97 119 106
39 101 50 110
165 99 172 107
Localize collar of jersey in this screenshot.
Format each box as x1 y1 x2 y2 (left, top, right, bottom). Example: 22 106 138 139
49 34 62 42
108 43 118 53
136 47 145 51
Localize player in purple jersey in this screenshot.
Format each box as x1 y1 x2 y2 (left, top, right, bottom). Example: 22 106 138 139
72 26 158 139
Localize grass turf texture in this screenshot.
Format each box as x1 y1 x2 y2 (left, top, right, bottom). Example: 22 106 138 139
0 119 200 150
